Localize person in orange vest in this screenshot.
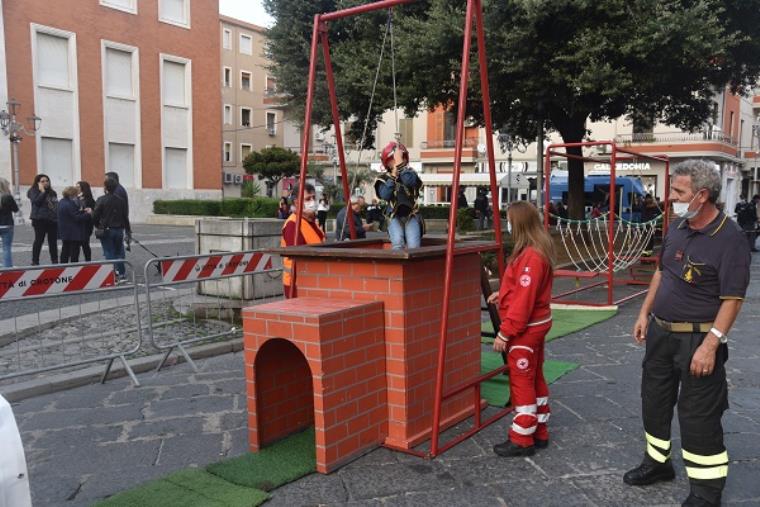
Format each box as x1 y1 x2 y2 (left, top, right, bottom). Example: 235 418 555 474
487 201 555 457
280 183 325 298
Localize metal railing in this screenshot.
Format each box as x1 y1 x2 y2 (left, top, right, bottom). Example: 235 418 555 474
0 260 143 386
142 250 282 372
615 130 738 146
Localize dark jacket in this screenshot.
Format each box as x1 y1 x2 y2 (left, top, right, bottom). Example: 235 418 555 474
93 193 131 233
375 168 422 218
114 184 129 216
78 195 96 236
335 207 366 241
57 197 89 241
27 186 58 222
0 194 19 227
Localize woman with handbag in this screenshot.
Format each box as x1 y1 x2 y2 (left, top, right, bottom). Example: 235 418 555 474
77 181 96 261
27 174 58 265
0 178 19 267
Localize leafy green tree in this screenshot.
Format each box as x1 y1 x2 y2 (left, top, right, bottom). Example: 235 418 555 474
243 147 300 197
265 0 760 217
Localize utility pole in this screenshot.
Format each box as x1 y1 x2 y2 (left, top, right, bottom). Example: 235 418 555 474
0 99 42 225
753 123 760 197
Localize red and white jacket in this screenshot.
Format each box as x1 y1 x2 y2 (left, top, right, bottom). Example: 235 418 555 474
497 246 553 337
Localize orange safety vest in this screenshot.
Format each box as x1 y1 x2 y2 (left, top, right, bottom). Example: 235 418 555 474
281 214 324 287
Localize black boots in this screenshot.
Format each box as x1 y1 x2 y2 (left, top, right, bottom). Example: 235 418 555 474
681 492 720 507
623 460 676 486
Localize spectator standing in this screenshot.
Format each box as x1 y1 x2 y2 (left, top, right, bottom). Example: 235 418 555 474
277 197 290 219
0 178 19 267
104 171 129 217
57 186 90 263
93 177 131 281
735 194 758 252
335 196 371 241
77 181 96 261
27 173 58 265
317 197 329 231
366 198 385 231
457 187 469 209
474 189 491 230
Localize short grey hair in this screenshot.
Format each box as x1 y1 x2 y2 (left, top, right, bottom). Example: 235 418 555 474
0 177 9 195
672 159 722 203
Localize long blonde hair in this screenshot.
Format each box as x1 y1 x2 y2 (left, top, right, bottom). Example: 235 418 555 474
0 177 10 196
507 201 555 268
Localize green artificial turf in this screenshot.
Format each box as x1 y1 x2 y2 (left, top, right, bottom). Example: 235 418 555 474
206 427 316 492
93 468 269 507
480 352 579 407
481 307 617 344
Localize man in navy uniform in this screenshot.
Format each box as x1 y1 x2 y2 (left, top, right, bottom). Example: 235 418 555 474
624 160 750 507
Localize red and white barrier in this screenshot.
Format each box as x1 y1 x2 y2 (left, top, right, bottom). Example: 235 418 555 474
0 264 116 301
160 252 273 283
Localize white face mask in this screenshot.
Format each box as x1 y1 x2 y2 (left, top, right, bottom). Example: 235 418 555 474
672 191 702 219
303 199 318 213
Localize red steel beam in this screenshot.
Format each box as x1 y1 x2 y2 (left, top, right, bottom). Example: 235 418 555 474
430 0 475 458
320 27 357 239
320 0 417 21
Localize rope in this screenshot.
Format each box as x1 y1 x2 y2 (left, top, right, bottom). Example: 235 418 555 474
389 8 399 140
339 9 394 241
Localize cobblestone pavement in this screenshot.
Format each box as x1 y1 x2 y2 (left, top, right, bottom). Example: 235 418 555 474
7 255 760 506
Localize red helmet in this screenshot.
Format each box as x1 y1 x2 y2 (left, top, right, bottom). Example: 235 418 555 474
380 141 408 170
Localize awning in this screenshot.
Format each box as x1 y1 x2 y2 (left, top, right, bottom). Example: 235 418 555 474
420 172 529 188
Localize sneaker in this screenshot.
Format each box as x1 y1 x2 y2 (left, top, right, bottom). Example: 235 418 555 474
623 461 675 486
493 440 535 457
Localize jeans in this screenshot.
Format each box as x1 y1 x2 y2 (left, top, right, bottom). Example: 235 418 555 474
0 225 13 268
388 215 422 249
100 227 126 277
32 219 58 265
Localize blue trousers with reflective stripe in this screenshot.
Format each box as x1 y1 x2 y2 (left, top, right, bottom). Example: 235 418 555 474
641 318 729 503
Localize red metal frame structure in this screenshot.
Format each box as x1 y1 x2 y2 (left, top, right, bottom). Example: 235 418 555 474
293 0 508 459
542 141 670 306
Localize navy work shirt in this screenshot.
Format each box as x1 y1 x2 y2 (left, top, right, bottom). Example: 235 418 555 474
653 212 750 323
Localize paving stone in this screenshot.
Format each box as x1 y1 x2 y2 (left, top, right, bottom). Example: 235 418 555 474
266 472 348 506
490 478 595 507
210 378 246 395
73 465 182 507
156 433 224 468
106 387 162 406
219 411 246 431
442 455 540 487
127 416 206 439
18 405 143 431
159 383 211 400
723 432 760 461
148 394 235 418
723 461 760 503
30 425 123 448
339 462 452 500
28 473 87 507
572 472 686 506
225 427 250 458
402 485 504 506
351 447 400 467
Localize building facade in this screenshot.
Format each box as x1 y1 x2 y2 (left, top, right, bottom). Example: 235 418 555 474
2 0 221 222
220 15 284 198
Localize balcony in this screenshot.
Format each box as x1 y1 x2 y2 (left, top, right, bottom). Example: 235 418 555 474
615 129 738 147
421 138 478 149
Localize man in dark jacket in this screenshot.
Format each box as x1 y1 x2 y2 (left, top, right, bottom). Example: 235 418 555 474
105 171 129 218
93 177 131 281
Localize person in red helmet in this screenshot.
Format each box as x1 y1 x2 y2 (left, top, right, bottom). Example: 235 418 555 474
374 141 423 249
487 200 555 457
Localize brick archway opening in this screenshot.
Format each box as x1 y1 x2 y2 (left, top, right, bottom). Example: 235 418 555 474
254 338 314 446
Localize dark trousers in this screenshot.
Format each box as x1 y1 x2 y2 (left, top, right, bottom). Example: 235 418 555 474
99 228 125 277
32 219 58 265
641 318 729 504
60 240 81 263
82 226 92 261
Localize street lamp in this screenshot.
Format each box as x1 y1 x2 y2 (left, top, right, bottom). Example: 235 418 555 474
0 99 41 224
752 123 760 195
497 128 526 205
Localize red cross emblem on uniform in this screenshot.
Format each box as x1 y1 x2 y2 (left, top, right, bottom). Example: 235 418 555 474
519 274 531 287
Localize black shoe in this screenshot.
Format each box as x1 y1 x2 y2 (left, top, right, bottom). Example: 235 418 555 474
682 492 720 507
534 438 549 449
493 440 535 457
623 461 675 486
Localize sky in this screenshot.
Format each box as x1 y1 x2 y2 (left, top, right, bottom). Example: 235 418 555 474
219 0 274 27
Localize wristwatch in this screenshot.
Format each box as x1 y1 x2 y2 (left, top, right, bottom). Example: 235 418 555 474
709 327 728 344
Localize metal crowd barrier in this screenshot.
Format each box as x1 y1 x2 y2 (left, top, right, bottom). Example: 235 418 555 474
0 260 143 386
142 249 282 372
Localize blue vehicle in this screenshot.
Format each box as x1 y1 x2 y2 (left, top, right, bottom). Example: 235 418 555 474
548 173 648 221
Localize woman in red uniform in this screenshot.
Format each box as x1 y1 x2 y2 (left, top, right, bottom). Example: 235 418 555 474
487 201 555 457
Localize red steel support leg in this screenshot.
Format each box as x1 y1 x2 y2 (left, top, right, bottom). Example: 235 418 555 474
320 27 357 239
474 0 504 277
608 146 617 305
430 0 475 458
544 146 552 230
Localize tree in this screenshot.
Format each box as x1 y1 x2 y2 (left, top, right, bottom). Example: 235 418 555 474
243 147 300 197
265 0 760 217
